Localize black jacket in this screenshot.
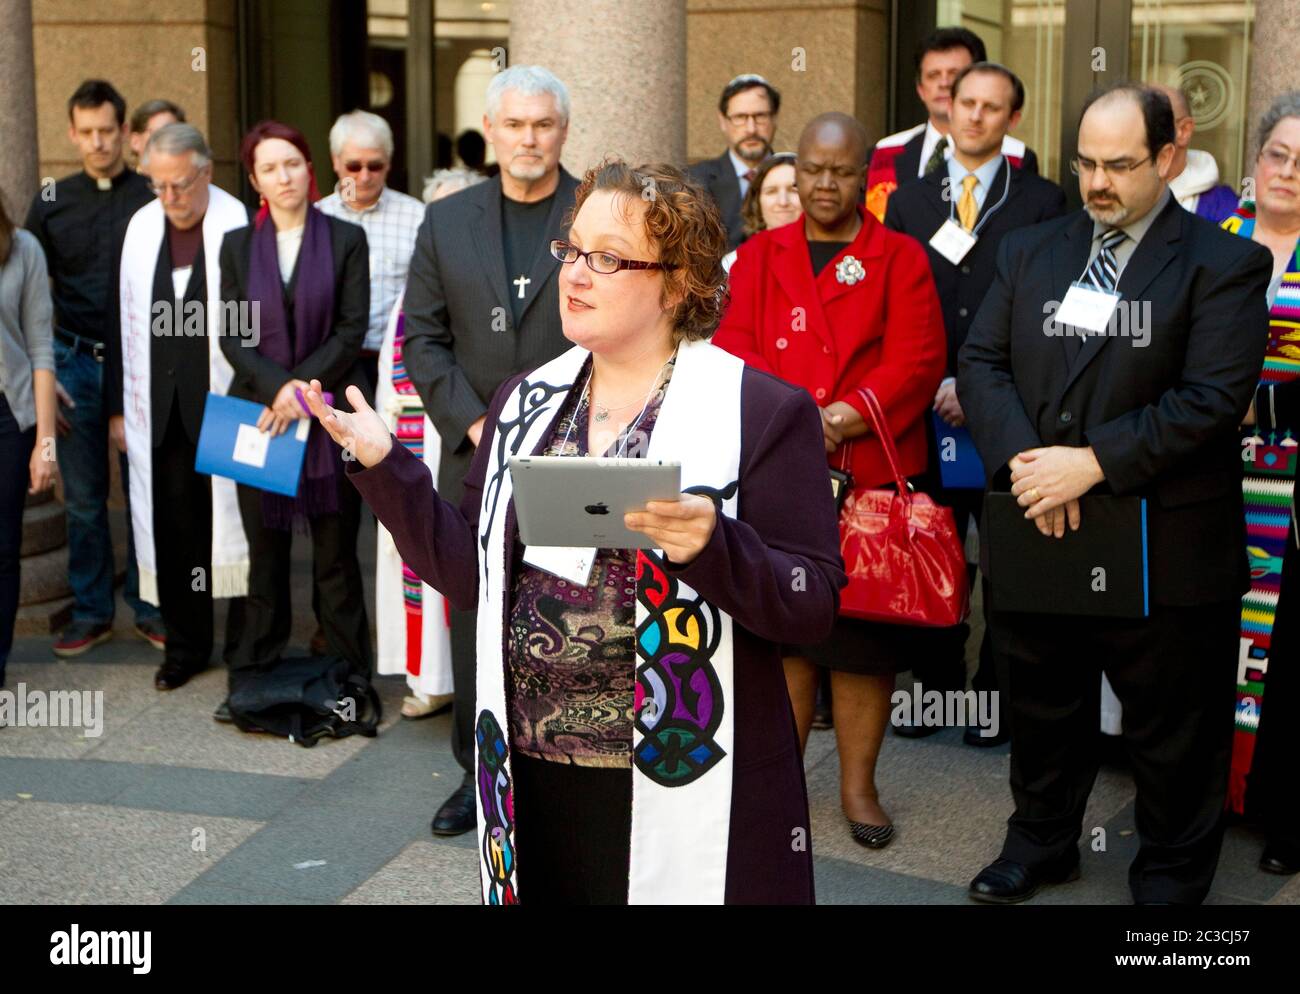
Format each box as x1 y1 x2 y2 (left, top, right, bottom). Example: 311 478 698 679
885 159 1067 376
958 195 1273 606
400 169 578 498
686 151 746 251
217 213 370 413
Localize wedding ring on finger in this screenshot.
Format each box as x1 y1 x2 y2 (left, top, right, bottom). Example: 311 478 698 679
1027 487 1041 503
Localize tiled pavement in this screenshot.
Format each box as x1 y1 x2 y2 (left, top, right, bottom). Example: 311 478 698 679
2 513 1296 905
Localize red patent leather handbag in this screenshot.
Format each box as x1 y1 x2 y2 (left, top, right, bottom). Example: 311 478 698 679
836 388 970 627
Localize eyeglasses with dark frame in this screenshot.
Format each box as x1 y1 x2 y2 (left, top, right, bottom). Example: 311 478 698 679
1069 155 1154 178
725 112 773 128
550 239 677 275
343 159 388 174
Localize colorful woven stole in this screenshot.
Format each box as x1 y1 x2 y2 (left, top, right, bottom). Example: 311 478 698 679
390 313 436 678
1222 205 1300 813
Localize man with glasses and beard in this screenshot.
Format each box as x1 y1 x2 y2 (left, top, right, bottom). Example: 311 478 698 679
958 83 1273 905
399 65 577 840
688 74 781 251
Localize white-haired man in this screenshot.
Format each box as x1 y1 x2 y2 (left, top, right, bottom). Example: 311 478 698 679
317 109 425 391
109 123 251 691
400 64 578 838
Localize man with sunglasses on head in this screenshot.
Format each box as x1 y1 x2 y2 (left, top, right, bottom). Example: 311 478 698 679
399 65 577 840
688 74 781 251
318 110 425 394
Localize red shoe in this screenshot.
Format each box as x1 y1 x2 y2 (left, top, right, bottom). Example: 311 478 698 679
134 619 167 651
53 621 113 658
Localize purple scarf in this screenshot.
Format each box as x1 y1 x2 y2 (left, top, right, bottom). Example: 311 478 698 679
247 206 339 529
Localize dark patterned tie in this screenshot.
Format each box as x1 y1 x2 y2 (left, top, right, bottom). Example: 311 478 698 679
1085 228 1127 292
923 135 948 176
1073 228 1127 352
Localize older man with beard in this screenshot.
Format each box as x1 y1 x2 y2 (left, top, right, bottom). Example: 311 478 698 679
399 64 577 838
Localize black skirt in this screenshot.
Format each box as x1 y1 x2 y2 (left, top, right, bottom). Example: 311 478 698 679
785 614 960 675
511 753 633 904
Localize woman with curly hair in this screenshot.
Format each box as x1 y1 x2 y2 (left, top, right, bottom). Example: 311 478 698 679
306 160 846 904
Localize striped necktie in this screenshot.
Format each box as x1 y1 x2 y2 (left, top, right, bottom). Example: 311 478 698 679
1085 228 1127 292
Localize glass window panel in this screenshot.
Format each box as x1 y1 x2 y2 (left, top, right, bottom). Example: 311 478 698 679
1131 0 1255 191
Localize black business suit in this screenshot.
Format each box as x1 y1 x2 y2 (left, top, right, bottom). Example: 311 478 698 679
885 161 1067 698
400 170 576 774
218 214 373 681
686 152 745 251
957 193 1273 903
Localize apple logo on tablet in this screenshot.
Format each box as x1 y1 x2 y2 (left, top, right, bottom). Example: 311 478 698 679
584 503 610 515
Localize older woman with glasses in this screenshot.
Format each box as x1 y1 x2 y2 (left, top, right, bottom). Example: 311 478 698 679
306 161 845 905
1220 90 1300 878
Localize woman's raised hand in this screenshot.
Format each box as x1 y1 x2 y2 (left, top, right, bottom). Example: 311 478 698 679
304 379 393 468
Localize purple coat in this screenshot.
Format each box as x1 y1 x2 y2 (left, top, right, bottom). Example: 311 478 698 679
348 361 847 904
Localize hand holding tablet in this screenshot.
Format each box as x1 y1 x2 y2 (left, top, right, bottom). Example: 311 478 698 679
510 456 711 554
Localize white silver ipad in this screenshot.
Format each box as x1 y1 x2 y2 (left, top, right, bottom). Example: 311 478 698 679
508 456 682 549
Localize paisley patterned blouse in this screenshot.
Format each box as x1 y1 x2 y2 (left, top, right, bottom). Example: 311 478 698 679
505 355 675 767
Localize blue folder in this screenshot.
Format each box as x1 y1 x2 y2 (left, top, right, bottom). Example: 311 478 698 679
195 392 308 497
931 412 986 489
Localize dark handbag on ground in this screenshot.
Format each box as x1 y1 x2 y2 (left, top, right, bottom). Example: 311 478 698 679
836 388 970 627
227 656 382 747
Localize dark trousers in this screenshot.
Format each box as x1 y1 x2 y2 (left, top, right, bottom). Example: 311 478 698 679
151 402 241 672
230 471 371 682
990 598 1240 904
512 754 632 904
0 394 35 685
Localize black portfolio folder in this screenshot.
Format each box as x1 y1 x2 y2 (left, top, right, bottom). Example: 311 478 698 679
985 493 1149 618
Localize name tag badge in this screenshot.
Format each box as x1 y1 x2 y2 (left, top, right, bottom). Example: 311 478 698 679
929 219 977 265
1056 281 1121 335
522 545 596 586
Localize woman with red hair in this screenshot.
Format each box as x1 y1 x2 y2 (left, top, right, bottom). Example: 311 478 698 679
216 121 373 718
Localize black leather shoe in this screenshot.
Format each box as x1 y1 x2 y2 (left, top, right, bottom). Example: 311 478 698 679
213 699 233 723
154 660 203 691
964 725 1010 747
431 777 477 837
893 722 941 739
968 856 1080 904
1260 841 1300 876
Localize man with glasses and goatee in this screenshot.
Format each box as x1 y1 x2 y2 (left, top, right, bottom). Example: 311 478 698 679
959 83 1272 905
399 65 577 840
688 74 781 251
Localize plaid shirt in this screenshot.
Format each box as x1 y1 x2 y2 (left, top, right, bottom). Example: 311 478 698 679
317 186 425 351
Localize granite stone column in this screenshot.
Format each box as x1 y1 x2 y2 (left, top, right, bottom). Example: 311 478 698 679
0 0 39 215
1248 1 1300 153
509 0 686 173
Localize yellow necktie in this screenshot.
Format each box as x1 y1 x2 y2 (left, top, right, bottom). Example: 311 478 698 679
957 174 979 232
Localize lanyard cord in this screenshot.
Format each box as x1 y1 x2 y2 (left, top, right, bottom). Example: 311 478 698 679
945 159 1011 236
559 350 676 458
